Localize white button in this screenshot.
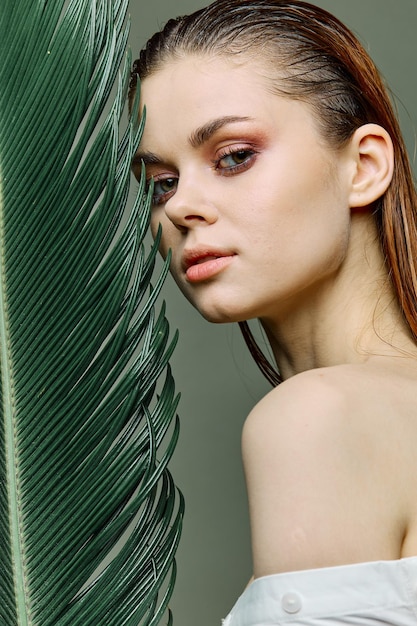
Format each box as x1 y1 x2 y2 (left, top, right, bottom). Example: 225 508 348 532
282 591 302 614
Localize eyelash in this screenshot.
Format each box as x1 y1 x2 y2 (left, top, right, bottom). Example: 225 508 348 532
147 146 258 206
147 176 178 206
212 145 257 175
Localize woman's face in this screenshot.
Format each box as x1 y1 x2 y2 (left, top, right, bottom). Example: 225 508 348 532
134 56 354 325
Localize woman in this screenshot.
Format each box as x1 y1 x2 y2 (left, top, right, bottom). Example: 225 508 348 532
130 1 417 623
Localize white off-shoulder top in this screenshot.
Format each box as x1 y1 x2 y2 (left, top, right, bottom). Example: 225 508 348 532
222 557 417 625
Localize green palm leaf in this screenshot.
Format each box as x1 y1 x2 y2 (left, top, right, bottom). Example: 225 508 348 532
0 1 183 624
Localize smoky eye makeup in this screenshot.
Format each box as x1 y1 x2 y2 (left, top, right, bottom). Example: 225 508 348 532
212 145 258 175
145 173 179 205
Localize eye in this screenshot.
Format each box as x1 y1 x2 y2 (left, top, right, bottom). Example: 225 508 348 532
149 176 178 205
214 147 257 175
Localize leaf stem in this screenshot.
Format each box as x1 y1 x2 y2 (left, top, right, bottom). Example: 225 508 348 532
0 168 29 625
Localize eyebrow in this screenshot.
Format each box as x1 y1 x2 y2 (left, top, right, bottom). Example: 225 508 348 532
188 115 253 148
131 150 161 168
132 115 254 167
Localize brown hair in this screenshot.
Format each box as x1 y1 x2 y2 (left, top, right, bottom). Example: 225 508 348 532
130 0 417 386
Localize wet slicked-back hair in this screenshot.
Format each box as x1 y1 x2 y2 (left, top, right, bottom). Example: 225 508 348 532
130 0 417 385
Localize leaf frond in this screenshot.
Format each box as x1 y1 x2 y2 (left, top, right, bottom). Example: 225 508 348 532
0 1 182 624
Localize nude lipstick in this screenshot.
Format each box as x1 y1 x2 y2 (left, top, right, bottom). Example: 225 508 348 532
183 248 236 283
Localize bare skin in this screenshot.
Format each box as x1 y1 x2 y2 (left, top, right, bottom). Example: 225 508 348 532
134 55 417 581
243 359 417 577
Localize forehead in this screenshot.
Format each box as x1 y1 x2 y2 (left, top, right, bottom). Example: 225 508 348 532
143 56 262 98
139 56 285 144
137 54 334 165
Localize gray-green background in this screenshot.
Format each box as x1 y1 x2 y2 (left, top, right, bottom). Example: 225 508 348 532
127 2 417 624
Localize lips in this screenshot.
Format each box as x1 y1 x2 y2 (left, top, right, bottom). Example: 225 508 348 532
182 247 236 283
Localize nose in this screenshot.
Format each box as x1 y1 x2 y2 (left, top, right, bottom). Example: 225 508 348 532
164 176 218 232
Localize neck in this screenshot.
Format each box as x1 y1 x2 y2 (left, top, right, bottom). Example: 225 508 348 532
260 213 416 380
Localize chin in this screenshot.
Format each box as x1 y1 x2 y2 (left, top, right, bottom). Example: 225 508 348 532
200 311 233 324
194 303 246 325
181 286 250 324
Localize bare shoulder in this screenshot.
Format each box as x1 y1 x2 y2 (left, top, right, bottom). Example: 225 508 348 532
242 366 356 448
243 360 417 446
242 366 364 512
242 364 417 576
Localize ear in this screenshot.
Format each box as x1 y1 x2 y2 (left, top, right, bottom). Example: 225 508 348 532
348 123 394 209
